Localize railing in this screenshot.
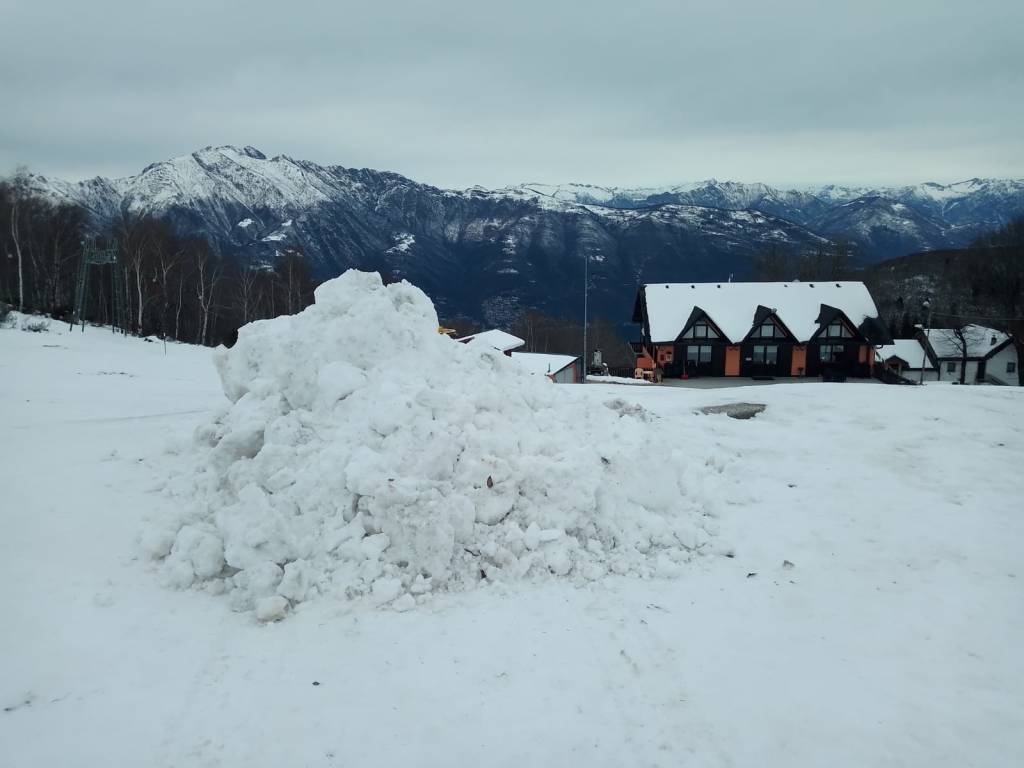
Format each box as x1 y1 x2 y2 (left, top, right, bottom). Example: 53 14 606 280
605 366 638 378
984 373 1009 386
872 366 919 385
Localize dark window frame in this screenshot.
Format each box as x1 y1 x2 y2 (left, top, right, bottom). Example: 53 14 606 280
682 322 719 340
819 344 845 362
685 344 713 364
825 321 853 338
751 344 779 364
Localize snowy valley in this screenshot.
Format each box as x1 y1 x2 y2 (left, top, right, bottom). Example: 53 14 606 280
2 279 1022 767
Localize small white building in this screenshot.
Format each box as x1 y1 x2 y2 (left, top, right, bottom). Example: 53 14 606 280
510 352 581 384
455 329 526 356
919 325 1019 385
875 338 936 381
456 329 581 383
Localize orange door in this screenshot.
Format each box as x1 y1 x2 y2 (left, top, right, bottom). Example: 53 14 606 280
791 346 807 376
724 346 741 376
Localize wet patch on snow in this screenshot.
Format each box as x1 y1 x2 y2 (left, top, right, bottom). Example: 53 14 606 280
698 402 766 419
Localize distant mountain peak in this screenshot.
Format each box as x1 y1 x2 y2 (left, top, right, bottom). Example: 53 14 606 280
22 145 1024 329
192 144 267 159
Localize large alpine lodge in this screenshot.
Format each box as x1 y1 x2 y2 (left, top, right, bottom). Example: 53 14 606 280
632 281 893 379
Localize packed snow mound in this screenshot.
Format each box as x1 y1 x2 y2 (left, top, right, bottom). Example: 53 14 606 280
151 271 717 615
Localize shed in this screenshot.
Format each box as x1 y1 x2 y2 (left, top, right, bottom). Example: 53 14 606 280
455 329 525 356
510 352 581 383
875 339 935 380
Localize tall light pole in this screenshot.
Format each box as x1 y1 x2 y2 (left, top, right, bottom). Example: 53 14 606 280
582 249 589 378
919 298 932 385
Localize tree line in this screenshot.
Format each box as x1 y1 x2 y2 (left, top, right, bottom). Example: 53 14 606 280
1 173 314 346
947 215 1024 382
1 171 635 365
867 216 1023 335
751 241 854 282
437 311 634 370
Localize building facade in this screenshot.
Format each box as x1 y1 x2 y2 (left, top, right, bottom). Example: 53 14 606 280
632 281 891 379
510 352 581 383
875 338 937 382
918 326 1019 385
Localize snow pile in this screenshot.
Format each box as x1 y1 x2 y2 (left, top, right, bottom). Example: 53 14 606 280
0 310 50 332
586 374 653 385
151 271 716 616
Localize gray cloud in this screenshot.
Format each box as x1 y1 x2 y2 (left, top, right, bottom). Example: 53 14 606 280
1 0 1022 187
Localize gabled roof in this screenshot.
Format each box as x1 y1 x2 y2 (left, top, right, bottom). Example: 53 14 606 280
925 325 1011 359
455 329 525 353
640 281 883 343
510 352 578 376
876 339 934 369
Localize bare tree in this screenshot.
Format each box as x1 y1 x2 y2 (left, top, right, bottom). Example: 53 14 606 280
114 212 156 334
233 265 260 325
153 229 185 340
174 263 189 341
752 244 792 281
1008 318 1024 387
275 248 313 315
192 241 222 345
934 322 987 384
8 168 29 311
510 310 631 367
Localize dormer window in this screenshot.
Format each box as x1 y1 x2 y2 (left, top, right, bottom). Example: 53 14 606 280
756 321 783 338
825 321 852 338
682 322 719 340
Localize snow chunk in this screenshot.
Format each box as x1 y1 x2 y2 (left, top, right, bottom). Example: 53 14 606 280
392 593 416 612
154 270 715 615
255 596 288 622
370 578 404 606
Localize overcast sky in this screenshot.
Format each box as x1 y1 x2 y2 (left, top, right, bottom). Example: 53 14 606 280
2 0 1022 189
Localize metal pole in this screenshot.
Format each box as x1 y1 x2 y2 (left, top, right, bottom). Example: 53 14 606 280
919 301 931 385
582 249 589 380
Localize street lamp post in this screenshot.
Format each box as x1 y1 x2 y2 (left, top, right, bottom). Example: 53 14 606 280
919 299 932 385
582 250 589 378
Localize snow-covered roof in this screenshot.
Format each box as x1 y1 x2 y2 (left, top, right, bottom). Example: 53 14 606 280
455 329 525 353
510 352 578 377
876 339 934 369
641 281 881 343
925 325 1010 359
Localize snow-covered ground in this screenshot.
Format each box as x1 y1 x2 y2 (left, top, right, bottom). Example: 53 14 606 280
2 317 1023 767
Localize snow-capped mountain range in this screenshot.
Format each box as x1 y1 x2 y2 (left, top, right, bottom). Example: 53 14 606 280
27 145 1024 324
